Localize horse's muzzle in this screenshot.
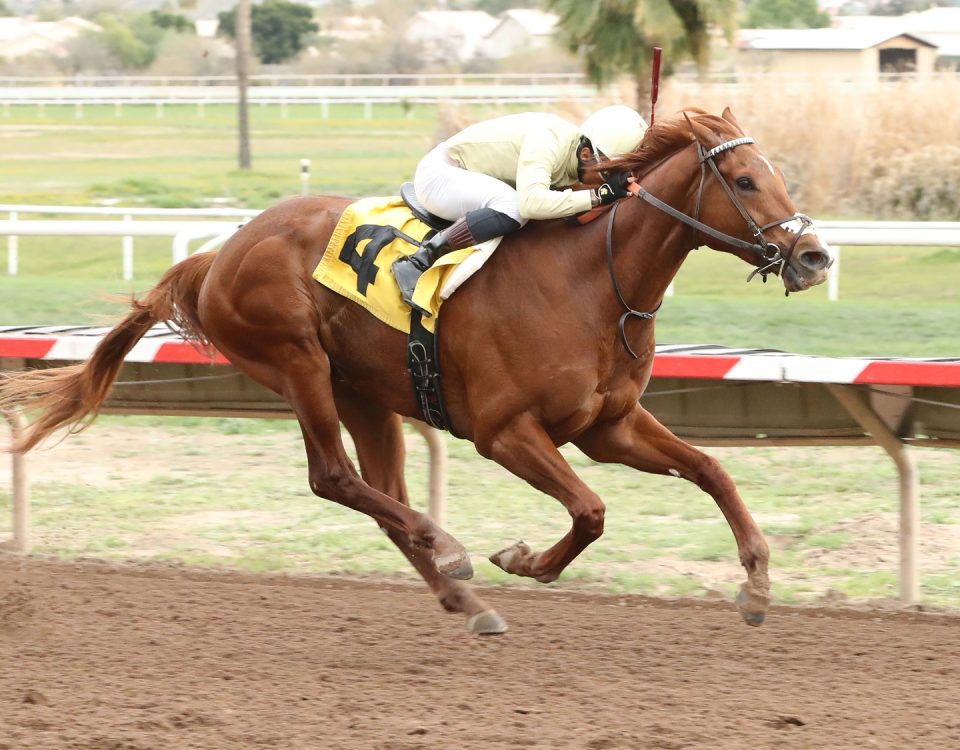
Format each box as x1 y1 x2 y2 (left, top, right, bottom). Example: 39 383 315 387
780 234 834 292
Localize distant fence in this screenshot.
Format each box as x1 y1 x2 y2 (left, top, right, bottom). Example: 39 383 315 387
0 74 608 119
0 205 254 279
2 205 960 299
0 73 590 87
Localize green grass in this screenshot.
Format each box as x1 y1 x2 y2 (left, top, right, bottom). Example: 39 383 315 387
1 105 958 609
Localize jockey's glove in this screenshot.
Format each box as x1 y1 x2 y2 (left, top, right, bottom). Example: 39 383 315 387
594 173 634 205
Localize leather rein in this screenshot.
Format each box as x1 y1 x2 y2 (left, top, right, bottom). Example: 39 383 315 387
605 135 814 359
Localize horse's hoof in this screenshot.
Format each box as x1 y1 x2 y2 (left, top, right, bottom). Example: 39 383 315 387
736 585 770 627
466 610 508 636
435 550 474 580
489 540 532 575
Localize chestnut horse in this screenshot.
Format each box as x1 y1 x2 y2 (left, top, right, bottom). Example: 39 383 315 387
1 108 832 634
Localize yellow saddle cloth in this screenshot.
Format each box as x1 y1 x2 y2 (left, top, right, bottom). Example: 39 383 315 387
313 196 480 334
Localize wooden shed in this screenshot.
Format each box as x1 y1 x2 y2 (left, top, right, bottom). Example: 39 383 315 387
737 29 938 80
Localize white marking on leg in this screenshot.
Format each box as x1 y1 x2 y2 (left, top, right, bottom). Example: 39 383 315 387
668 468 681 478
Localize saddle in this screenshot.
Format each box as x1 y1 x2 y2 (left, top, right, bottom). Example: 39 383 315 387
399 182 452 231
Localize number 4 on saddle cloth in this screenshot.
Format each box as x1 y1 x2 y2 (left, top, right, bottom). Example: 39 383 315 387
313 192 502 335
312 190 503 431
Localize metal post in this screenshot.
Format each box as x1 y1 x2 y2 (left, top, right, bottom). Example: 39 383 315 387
828 384 920 604
827 245 840 301
300 159 310 196
122 214 134 281
172 232 190 265
363 100 372 120
403 419 448 530
3 407 29 553
7 211 18 276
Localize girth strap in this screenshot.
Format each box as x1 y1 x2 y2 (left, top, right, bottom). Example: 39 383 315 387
407 310 453 432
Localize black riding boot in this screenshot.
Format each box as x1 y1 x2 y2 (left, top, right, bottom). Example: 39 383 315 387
393 217 476 312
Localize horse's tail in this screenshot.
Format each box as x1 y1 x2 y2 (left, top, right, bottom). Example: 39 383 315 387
0 252 217 453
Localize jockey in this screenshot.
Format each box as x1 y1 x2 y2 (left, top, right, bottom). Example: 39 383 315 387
393 104 648 310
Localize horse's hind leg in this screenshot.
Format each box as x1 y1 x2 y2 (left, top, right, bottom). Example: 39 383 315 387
213 331 472 579
334 388 506 635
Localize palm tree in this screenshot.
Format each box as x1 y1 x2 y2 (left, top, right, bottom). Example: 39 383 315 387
546 0 735 111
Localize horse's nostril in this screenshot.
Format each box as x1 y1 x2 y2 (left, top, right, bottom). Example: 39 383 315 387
799 250 830 272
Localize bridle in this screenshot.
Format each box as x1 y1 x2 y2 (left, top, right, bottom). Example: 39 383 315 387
606 134 815 359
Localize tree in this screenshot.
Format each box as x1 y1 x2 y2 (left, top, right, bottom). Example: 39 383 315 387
470 0 539 13
93 15 156 69
219 0 318 65
149 10 195 34
546 0 736 109
743 0 830 28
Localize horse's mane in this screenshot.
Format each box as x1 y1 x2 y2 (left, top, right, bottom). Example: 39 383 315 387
605 108 743 178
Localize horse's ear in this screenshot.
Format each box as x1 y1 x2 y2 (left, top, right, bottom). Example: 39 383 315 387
721 107 744 135
683 111 716 148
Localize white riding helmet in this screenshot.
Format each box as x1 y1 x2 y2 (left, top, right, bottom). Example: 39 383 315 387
581 105 648 158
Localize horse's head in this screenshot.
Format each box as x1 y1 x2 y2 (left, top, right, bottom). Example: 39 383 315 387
681 108 833 293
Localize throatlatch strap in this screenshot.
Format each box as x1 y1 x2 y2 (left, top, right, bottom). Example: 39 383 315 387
407 311 452 432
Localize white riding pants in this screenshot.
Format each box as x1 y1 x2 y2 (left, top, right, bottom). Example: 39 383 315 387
413 143 528 226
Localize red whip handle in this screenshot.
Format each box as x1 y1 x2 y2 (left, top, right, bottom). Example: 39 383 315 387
650 47 662 126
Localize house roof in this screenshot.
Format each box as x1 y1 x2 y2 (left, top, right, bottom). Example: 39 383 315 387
408 10 499 38
495 9 558 37
738 28 937 51
834 8 960 57
0 16 101 58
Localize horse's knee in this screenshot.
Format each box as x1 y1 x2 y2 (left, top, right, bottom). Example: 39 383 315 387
572 498 606 541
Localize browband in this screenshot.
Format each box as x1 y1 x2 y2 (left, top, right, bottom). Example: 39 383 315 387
701 137 756 161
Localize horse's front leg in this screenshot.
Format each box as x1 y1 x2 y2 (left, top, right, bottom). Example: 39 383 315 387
478 414 606 584
575 404 771 627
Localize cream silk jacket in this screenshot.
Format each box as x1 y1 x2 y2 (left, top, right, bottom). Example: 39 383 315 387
445 112 594 220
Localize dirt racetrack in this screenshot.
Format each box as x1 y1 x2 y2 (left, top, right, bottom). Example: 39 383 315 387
1 556 959 750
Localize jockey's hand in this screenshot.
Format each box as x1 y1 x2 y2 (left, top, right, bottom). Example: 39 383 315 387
594 173 635 205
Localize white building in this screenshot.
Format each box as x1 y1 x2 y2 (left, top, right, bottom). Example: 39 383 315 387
737 28 938 78
317 15 386 42
404 10 499 64
834 8 960 67
479 9 559 59
0 16 101 59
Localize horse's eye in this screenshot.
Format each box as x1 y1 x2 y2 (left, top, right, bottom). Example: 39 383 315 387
736 177 756 191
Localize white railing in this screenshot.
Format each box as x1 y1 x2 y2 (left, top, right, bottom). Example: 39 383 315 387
1 205 262 280
1 208 959 298
0 79 606 119
818 221 960 302
0 73 590 87
1 71 955 88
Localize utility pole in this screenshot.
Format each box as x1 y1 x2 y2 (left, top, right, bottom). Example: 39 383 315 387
235 0 252 170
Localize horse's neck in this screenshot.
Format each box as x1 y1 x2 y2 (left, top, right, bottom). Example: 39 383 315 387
607 152 701 314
